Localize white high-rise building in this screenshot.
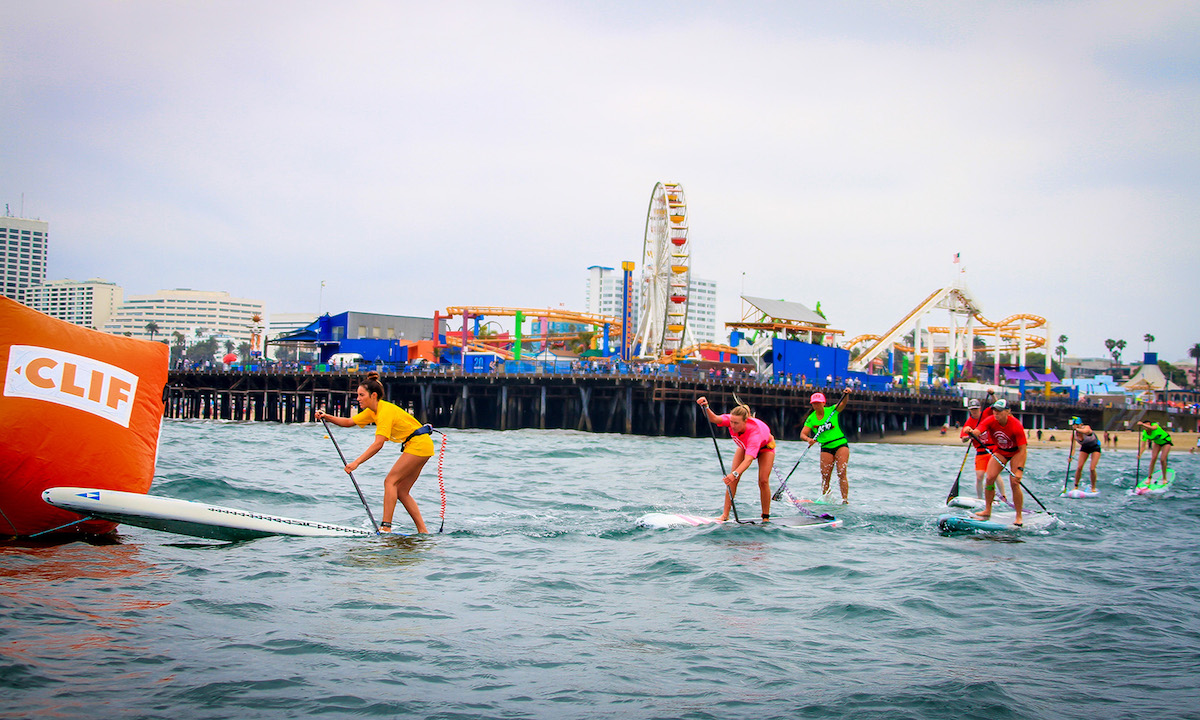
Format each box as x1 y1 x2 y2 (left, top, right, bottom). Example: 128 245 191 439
1 215 49 301
103 288 265 346
23 278 124 329
585 265 637 321
585 265 719 345
687 276 719 345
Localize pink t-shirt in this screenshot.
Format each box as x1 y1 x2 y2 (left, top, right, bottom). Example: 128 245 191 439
717 415 775 458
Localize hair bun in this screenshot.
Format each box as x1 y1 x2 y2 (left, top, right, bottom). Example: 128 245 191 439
367 371 381 381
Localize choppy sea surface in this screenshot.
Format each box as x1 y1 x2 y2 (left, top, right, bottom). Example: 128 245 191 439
3 420 1199 720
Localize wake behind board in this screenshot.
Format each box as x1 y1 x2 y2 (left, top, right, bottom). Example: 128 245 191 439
938 510 1057 534
1061 487 1101 499
637 512 842 530
43 487 377 542
1130 469 1174 496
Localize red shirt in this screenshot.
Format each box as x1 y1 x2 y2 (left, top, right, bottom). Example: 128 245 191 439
975 414 1027 458
960 406 995 453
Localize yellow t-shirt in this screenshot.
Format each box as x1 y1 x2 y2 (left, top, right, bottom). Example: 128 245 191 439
352 400 435 457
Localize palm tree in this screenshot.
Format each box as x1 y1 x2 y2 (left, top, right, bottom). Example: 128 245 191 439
1188 343 1200 388
1144 333 1155 352
1105 338 1128 366
1055 334 1068 366
145 321 160 342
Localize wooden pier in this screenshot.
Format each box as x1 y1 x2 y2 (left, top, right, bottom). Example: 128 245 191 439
165 370 1106 440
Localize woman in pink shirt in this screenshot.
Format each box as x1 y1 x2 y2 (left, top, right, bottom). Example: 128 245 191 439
697 396 776 522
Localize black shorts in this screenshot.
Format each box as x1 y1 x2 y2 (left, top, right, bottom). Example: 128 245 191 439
1079 442 1101 455
821 441 849 456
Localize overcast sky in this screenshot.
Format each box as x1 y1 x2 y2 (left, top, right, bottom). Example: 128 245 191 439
3 1 1198 362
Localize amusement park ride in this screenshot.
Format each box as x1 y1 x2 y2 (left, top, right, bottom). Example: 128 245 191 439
842 280 1052 389
436 181 1052 385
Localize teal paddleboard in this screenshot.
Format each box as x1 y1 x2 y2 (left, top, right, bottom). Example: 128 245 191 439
938 509 1057 534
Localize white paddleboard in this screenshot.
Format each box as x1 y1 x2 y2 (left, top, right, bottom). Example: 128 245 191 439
43 487 377 541
637 512 842 530
938 510 1058 533
1061 487 1101 498
947 496 1015 511
947 496 986 511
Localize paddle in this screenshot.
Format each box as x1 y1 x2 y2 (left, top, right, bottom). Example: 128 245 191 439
1062 422 1077 494
772 443 815 501
945 442 973 506
1135 429 1143 486
975 443 1051 514
320 417 381 533
703 405 749 524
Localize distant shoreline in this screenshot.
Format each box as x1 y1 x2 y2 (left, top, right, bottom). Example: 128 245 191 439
866 427 1199 450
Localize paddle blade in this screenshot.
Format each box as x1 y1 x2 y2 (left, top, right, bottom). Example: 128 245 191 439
944 479 960 506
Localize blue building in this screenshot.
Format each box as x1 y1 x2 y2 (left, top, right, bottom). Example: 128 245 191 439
273 311 445 365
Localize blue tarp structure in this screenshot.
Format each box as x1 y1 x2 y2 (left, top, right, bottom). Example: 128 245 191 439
1001 367 1035 382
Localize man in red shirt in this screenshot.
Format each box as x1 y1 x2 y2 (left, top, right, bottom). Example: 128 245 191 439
965 398 1029 525
959 392 1003 500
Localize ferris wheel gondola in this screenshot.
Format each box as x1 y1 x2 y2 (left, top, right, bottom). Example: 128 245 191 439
634 182 693 359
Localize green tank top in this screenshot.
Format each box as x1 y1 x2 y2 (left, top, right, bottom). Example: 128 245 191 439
805 408 846 448
1141 424 1172 445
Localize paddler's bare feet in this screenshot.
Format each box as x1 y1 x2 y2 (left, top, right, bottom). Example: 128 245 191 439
972 511 991 521
1013 517 1023 527
717 515 729 522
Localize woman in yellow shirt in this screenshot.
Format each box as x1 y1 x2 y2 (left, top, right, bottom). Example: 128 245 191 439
316 371 434 533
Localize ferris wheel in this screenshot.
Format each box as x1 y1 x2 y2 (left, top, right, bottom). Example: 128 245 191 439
634 182 692 359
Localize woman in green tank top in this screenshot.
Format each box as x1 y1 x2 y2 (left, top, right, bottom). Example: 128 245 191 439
1136 420 1172 485
800 389 852 503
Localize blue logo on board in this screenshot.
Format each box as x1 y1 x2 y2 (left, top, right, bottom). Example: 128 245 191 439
76 491 101 501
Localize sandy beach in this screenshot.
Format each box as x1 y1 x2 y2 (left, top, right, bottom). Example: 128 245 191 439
871 427 1200 452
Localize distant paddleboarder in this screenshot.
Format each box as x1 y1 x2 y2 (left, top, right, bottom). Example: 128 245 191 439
316 371 434 533
1070 418 1102 493
1136 420 1173 485
800 390 852 504
697 396 776 523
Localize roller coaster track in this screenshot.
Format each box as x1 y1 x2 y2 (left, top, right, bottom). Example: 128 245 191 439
846 286 1047 372
444 306 623 337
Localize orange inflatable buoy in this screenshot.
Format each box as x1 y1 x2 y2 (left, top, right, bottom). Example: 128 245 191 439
0 296 169 537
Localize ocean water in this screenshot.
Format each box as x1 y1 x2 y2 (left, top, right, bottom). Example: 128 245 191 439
3 420 1199 720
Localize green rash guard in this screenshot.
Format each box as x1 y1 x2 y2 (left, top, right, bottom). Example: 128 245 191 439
1141 424 1172 446
805 408 847 450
